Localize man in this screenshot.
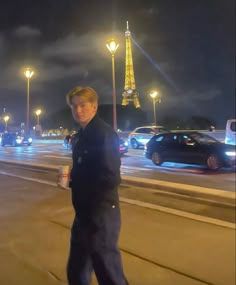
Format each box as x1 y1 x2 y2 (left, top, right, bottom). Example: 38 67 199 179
66 86 129 285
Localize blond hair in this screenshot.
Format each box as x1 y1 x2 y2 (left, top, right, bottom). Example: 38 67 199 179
66 86 98 106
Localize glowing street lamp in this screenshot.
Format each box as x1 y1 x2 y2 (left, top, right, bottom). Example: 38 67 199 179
150 90 161 125
106 38 119 131
35 109 42 125
4 115 10 131
24 67 34 134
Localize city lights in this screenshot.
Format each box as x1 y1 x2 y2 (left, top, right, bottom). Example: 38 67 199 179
24 67 34 134
106 38 119 131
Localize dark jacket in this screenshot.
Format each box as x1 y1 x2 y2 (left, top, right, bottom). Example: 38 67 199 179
70 115 121 213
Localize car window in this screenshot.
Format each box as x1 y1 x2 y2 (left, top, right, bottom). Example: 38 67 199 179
190 133 217 144
230 122 236 132
162 134 177 143
139 128 152 134
146 128 154 134
181 135 195 145
155 135 164 142
136 128 145 133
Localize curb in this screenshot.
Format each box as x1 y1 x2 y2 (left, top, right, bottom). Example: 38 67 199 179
121 175 236 206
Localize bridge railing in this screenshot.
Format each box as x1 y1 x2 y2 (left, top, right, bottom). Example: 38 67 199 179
33 130 226 144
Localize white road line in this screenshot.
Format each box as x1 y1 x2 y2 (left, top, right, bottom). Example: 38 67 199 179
0 170 234 229
120 197 235 229
0 171 57 186
43 155 70 159
121 165 150 171
121 170 136 174
36 150 53 153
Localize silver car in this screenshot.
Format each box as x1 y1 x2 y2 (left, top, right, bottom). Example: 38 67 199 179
128 125 168 149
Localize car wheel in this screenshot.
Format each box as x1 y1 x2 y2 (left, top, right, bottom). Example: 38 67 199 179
151 152 163 166
206 154 221 171
131 138 139 149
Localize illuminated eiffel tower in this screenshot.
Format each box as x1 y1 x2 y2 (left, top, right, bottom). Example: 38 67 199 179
121 21 141 108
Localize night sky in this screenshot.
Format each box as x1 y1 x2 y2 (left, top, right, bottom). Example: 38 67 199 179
0 0 235 128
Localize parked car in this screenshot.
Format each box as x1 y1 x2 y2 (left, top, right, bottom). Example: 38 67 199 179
1 132 32 146
144 131 236 171
128 125 169 149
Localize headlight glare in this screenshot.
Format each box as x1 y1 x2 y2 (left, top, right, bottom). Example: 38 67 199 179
16 138 23 144
225 151 236 156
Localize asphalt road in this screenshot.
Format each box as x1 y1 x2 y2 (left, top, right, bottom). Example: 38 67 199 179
0 173 235 285
0 162 235 223
0 142 235 192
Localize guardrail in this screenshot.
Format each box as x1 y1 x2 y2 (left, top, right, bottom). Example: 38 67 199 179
34 130 226 144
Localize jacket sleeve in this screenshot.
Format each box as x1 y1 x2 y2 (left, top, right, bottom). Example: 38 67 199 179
96 131 121 189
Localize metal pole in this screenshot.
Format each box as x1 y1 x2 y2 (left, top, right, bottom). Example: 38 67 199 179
26 78 30 134
153 99 156 125
5 121 7 131
111 54 117 131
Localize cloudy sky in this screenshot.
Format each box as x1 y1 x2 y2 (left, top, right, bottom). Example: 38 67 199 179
0 0 235 128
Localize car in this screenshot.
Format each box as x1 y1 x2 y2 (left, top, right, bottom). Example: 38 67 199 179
128 125 169 149
1 132 32 146
63 132 78 150
225 119 236 145
63 132 128 156
119 138 128 155
144 131 236 171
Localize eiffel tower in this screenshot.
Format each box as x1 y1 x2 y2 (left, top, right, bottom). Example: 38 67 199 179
121 21 141 108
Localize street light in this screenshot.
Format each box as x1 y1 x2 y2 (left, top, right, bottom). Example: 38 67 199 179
106 38 119 131
150 90 161 125
35 109 42 125
3 115 10 131
24 67 34 134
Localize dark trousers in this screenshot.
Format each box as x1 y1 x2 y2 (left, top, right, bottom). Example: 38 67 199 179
67 202 129 285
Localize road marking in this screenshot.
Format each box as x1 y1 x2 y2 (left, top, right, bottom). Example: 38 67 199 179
121 165 150 171
0 170 234 229
120 197 235 229
36 150 53 152
43 155 70 159
0 171 58 186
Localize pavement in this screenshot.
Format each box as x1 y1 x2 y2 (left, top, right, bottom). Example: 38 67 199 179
0 170 236 285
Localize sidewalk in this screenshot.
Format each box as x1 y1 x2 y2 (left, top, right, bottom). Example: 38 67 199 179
0 173 235 285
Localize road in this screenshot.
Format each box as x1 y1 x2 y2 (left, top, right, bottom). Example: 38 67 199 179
0 138 235 284
0 142 235 191
0 172 235 285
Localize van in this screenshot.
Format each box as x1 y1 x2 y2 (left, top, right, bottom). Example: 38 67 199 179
225 119 236 145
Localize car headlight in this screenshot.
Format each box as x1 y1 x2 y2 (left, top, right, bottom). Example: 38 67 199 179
16 138 23 144
225 151 236 156
124 141 128 147
28 137 33 143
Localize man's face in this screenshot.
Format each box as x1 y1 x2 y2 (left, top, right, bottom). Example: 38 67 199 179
70 96 97 127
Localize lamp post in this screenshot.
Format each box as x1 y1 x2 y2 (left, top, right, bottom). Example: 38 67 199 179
24 67 34 134
4 115 10 131
35 109 42 125
106 38 119 131
150 90 161 125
